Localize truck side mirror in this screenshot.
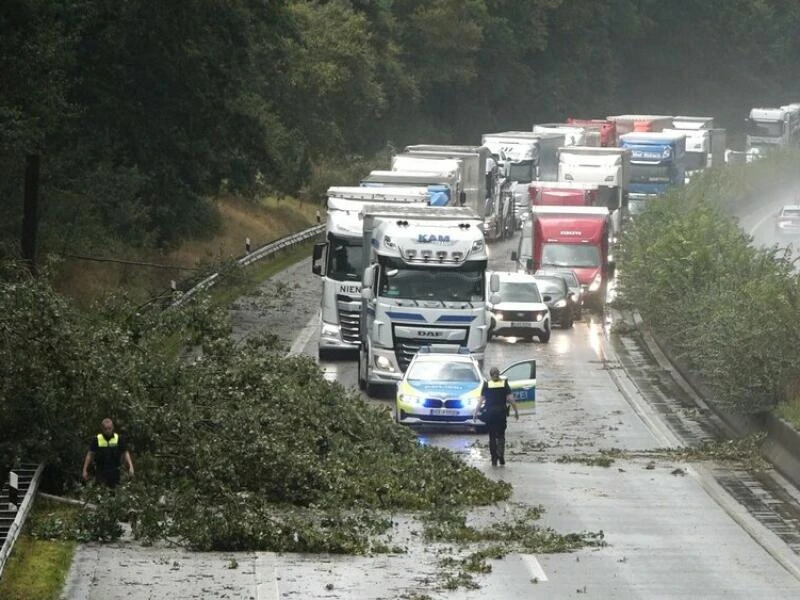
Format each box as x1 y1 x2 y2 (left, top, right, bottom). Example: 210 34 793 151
526 258 533 272
490 272 500 293
542 294 552 303
363 266 375 289
312 242 326 276
490 293 501 305
361 288 374 301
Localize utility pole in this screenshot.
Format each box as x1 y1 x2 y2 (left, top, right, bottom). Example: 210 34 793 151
21 154 40 275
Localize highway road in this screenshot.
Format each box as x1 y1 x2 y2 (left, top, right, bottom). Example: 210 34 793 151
62 183 800 599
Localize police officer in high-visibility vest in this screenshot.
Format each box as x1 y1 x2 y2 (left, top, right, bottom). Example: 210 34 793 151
475 367 519 466
82 418 134 488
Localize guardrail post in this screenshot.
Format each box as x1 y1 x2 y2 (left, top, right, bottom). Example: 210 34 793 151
8 472 18 512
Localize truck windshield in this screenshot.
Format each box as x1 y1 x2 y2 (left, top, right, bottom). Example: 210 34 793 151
498 281 542 303
379 259 485 303
630 164 671 183
748 120 784 138
541 243 601 268
508 161 535 183
326 235 362 281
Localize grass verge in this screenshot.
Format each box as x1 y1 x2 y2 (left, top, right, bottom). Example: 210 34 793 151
776 398 800 430
0 498 79 600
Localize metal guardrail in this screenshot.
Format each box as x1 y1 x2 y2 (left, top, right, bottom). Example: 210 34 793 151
170 224 324 309
0 463 45 579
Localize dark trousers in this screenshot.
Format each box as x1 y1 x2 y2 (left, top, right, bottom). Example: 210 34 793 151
488 419 507 462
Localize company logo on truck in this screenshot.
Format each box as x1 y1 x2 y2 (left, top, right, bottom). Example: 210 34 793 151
417 234 451 243
338 284 361 295
418 330 445 337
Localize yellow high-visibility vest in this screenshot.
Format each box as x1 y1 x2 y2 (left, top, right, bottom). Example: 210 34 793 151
96 433 119 448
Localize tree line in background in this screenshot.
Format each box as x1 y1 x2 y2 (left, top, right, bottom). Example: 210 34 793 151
2 0 800 253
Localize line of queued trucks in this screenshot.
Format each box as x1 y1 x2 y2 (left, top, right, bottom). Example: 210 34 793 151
310 114 732 393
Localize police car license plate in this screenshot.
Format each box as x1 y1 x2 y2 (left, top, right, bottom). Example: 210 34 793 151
430 409 458 416
510 321 533 327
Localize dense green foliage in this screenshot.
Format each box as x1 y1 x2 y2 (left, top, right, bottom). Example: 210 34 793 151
617 150 800 414
0 261 511 551
3 0 800 252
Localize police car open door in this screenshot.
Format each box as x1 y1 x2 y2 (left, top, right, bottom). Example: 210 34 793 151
501 359 536 414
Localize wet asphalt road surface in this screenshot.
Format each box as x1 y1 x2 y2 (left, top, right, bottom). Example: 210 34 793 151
61 188 800 599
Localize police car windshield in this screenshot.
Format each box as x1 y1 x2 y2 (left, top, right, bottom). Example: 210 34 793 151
379 260 485 303
326 235 362 281
407 360 480 383
541 243 600 268
498 281 541 303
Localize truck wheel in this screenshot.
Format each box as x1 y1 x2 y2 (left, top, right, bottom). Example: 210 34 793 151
538 327 551 343
562 317 574 329
357 352 367 391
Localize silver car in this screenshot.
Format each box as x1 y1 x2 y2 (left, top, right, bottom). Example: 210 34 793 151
775 205 800 236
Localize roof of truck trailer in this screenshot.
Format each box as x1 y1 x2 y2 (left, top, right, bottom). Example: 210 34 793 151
484 131 565 141
328 186 432 201
532 205 609 216
361 204 479 219
607 114 673 121
619 131 687 142
557 146 630 155
672 116 715 129
405 145 490 154
364 169 457 180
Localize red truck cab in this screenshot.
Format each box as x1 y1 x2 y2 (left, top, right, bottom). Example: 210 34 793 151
529 206 610 310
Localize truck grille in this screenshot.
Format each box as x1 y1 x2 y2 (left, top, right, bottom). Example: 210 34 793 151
393 325 470 372
336 300 361 345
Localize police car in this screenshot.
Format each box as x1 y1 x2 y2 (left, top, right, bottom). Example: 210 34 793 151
395 345 537 429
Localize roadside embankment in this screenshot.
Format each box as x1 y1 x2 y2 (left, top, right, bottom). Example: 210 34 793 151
616 149 800 488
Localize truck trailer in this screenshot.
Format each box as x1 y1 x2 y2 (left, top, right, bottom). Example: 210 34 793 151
619 132 686 210
664 116 726 176
606 114 674 136
568 118 619 147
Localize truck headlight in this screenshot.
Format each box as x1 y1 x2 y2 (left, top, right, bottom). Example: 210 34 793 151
375 355 394 370
493 311 504 321
589 273 602 292
320 321 340 338
554 299 567 308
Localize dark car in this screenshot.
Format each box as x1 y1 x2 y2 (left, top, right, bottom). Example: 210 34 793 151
535 269 583 320
534 274 577 329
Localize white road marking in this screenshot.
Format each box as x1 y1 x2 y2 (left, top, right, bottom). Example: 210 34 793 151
521 554 548 582
256 553 280 600
289 311 319 355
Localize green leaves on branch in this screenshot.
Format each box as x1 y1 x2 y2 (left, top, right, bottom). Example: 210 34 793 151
617 150 800 414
